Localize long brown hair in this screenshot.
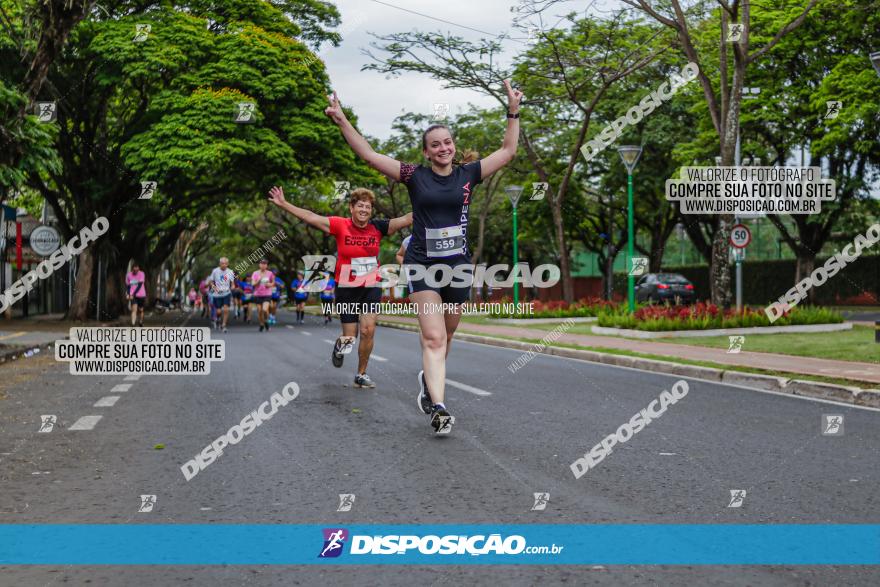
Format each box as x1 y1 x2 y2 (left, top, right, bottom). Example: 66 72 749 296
421 124 478 166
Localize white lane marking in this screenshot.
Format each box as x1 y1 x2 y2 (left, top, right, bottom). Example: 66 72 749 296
69 415 103 430
286 325 293 329
111 384 132 393
659 452 678 456
94 396 120 407
371 354 388 362
323 339 335 345
445 379 491 396
124 375 141 381
300 331 312 336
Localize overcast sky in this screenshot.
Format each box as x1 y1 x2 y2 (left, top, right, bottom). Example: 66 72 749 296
318 0 565 140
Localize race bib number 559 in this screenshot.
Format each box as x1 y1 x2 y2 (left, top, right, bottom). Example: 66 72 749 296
426 226 465 258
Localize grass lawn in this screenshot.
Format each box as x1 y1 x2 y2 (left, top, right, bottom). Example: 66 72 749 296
464 318 878 364
661 324 878 363
475 334 878 391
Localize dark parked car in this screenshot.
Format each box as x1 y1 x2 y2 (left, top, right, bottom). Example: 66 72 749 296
634 273 695 304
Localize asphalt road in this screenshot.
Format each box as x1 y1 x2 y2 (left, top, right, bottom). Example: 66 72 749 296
1 308 879 586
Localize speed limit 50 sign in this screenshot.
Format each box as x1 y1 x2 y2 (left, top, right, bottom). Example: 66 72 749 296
730 224 751 248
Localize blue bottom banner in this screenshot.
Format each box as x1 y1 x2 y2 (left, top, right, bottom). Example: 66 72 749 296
2 524 879 565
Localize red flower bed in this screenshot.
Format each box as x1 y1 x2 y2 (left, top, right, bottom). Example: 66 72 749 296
633 301 761 321
380 295 409 304
528 297 616 313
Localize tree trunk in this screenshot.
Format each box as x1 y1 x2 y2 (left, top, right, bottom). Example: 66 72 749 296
67 247 94 320
551 199 573 302
795 253 816 304
104 263 123 319
144 264 160 307
647 223 669 273
604 246 615 301
711 85 741 307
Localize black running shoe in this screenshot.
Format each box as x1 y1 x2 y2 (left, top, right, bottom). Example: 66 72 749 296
331 340 344 368
354 373 376 388
259 325 264 332
416 370 432 415
430 405 454 435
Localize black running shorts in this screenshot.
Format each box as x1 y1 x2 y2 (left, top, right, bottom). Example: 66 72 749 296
334 286 381 324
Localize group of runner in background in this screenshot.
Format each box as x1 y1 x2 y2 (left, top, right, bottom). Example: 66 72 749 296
187 260 337 333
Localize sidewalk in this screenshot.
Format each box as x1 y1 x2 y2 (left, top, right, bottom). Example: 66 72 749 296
0 310 196 363
379 316 880 386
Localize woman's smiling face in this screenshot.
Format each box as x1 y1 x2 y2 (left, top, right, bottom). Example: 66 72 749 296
423 127 456 166
349 199 372 224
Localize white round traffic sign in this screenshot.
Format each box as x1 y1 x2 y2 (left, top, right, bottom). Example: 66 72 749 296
29 225 61 256
730 224 751 248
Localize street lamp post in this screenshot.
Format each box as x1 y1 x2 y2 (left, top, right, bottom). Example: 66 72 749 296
505 185 524 307
617 145 642 314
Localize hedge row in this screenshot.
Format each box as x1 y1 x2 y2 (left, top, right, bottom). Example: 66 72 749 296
612 255 878 305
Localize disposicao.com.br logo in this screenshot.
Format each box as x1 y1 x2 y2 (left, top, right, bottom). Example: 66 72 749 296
318 528 563 558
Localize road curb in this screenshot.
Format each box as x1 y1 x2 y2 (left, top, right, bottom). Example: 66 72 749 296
0 339 60 365
591 321 853 339
377 320 879 408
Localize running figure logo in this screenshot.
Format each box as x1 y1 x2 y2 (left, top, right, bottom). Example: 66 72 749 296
824 101 842 120
333 181 350 202
531 492 549 511
727 490 746 508
530 182 548 201
629 257 648 277
821 414 844 436
235 102 256 123
318 528 348 558
36 102 56 123
133 24 151 43
38 415 57 433
301 255 336 292
138 494 156 512
431 103 450 122
727 335 745 354
727 23 744 43
139 181 157 200
435 415 454 434
337 494 355 512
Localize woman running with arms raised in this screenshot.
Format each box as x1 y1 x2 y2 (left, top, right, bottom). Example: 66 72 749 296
323 82 522 434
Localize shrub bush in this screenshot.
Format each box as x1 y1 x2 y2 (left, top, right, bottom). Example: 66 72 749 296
596 302 843 330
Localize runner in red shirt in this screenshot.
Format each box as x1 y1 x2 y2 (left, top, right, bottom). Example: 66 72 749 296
268 186 411 388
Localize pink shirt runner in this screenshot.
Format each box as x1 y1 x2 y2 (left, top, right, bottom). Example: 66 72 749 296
251 270 276 296
125 271 147 298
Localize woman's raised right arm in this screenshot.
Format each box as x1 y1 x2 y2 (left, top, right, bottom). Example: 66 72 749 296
325 91 402 182
267 186 331 233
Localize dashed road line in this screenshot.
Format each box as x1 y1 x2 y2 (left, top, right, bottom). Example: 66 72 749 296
371 354 388 362
94 396 120 407
446 379 491 396
124 375 141 381
69 415 103 430
111 384 133 393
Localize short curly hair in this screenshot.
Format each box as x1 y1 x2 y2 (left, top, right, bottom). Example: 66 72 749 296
349 187 375 208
